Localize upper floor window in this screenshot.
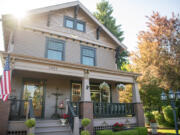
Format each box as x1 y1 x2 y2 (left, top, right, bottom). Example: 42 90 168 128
46 38 65 61
81 46 96 66
64 16 86 32
65 17 74 29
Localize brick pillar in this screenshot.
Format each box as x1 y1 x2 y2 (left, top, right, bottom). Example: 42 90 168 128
132 80 145 127
80 101 94 135
0 100 10 135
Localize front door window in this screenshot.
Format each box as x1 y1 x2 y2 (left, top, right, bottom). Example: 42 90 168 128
72 83 81 102
23 80 44 118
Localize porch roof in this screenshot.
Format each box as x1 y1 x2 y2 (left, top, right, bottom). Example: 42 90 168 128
1 52 141 83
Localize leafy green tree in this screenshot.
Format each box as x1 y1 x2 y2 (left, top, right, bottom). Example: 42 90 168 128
94 0 128 70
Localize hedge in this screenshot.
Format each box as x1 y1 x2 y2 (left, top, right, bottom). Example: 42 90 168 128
96 127 147 135
96 130 113 135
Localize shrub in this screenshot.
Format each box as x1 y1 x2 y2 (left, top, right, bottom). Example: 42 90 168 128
81 130 90 135
25 118 36 128
135 127 148 135
163 106 177 126
81 118 91 127
96 130 113 135
145 112 155 124
81 118 91 135
154 112 166 126
113 129 138 135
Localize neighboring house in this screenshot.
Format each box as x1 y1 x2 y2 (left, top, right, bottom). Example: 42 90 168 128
0 1 144 135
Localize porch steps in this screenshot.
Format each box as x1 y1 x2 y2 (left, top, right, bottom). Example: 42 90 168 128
35 120 72 135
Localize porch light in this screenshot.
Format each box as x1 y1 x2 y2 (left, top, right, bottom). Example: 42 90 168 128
176 90 180 100
160 91 167 101
168 89 175 100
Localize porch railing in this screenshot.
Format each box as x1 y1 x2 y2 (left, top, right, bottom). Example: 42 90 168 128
69 102 80 116
93 102 135 118
67 102 78 131
9 99 34 120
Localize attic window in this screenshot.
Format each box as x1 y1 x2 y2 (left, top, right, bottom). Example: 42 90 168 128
64 16 86 32
65 17 74 29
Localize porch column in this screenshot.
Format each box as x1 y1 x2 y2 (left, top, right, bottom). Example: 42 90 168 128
81 69 91 101
132 79 145 127
80 69 94 135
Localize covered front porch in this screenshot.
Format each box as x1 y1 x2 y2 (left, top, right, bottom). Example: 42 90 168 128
0 53 144 134
9 69 136 120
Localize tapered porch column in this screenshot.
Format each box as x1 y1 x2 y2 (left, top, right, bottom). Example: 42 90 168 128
132 79 145 127
80 69 94 135
81 69 91 101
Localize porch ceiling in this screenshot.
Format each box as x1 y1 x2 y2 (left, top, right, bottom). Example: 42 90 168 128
1 52 140 83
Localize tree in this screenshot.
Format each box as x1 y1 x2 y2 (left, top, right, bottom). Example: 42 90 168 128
132 12 180 90
94 0 128 70
131 12 180 111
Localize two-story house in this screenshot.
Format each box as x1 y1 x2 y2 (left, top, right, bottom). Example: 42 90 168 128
0 1 144 135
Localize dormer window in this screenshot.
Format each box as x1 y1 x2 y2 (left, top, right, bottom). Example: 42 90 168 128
64 16 85 32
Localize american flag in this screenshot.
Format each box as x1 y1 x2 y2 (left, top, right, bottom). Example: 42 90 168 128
0 55 11 101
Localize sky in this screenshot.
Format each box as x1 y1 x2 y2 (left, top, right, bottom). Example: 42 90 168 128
0 0 179 73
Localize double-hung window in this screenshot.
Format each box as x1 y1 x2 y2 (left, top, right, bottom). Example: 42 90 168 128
81 46 96 66
46 38 65 61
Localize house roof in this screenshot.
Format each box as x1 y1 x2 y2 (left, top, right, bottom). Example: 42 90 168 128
27 1 127 50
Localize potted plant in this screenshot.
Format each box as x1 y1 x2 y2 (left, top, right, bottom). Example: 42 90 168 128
150 119 157 134
112 122 124 132
116 84 125 91
25 118 36 135
99 82 110 91
60 113 69 126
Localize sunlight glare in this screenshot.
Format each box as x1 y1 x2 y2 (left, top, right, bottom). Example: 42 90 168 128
12 10 27 20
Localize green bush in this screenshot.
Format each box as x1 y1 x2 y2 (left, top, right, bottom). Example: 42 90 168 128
81 130 90 135
96 130 113 135
163 106 177 126
135 127 148 135
25 118 36 128
145 112 155 124
154 112 166 126
81 118 91 127
113 129 138 135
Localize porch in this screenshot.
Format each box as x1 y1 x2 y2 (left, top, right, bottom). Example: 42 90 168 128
0 53 144 135
9 70 136 120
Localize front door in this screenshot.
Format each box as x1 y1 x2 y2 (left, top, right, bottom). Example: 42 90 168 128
22 80 45 118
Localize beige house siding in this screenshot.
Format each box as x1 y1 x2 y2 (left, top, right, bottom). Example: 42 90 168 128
13 29 46 57
24 7 117 49
12 28 117 70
